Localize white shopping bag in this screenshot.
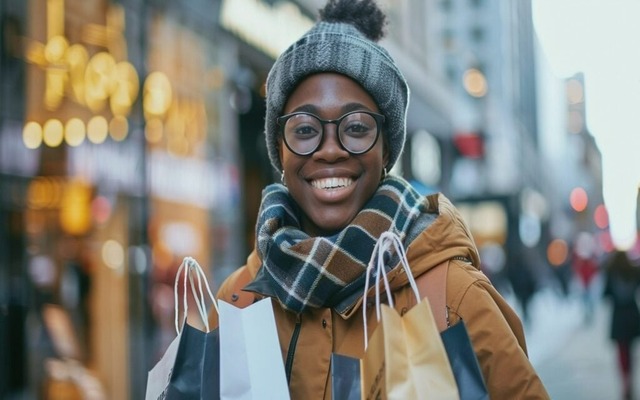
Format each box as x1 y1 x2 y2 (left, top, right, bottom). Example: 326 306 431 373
219 297 290 400
145 328 182 400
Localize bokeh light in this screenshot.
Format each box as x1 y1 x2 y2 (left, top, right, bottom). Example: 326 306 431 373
42 119 64 147
87 115 109 144
547 238 569 267
569 187 588 212
109 116 129 141
143 71 172 117
462 68 488 97
102 239 125 272
64 118 86 146
593 204 609 229
23 121 43 149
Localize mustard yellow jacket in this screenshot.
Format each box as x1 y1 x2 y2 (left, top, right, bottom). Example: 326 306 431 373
209 193 549 399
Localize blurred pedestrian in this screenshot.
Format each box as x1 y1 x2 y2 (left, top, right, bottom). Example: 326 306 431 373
571 232 601 324
603 250 640 400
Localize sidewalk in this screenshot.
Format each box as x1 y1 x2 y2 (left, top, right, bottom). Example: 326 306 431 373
520 286 626 399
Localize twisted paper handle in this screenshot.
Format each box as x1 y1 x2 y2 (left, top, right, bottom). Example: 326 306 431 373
173 256 219 334
362 231 421 349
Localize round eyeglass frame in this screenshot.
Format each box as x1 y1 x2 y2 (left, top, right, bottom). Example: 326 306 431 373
276 110 386 156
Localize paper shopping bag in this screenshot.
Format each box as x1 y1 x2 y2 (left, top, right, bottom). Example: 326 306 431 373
361 301 460 400
441 321 489 400
146 256 220 400
331 353 361 400
145 322 219 400
218 297 290 400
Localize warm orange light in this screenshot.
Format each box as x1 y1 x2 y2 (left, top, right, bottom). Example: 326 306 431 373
109 116 129 141
569 187 588 212
143 72 173 117
547 239 569 267
59 180 92 235
463 68 488 98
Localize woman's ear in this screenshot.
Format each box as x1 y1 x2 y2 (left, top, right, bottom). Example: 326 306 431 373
382 139 390 169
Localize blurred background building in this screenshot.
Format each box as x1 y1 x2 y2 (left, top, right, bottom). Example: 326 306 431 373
0 0 630 398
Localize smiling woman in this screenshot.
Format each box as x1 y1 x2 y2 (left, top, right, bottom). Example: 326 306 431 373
208 0 549 398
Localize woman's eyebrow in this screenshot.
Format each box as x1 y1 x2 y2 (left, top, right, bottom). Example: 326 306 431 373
341 102 374 113
289 104 318 114
288 102 374 115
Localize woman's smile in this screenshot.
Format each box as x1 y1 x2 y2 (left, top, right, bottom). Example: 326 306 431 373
310 176 354 190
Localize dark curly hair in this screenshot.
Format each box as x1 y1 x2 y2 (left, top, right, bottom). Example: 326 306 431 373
318 0 388 42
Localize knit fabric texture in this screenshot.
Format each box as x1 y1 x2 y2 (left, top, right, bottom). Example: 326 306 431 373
265 21 410 172
244 175 437 315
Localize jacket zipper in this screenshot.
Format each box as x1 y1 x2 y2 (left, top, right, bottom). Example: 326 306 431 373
285 315 302 384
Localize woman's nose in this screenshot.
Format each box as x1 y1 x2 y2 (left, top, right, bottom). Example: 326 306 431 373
312 124 349 162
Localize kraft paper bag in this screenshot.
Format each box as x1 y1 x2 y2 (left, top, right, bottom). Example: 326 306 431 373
219 297 290 400
361 301 460 400
361 232 460 399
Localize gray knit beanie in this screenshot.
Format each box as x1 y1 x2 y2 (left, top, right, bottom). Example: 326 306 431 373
264 0 410 172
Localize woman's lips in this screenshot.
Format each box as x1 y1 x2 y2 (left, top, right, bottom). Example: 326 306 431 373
310 177 354 190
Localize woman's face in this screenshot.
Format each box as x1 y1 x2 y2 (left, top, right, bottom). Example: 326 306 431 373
279 73 388 236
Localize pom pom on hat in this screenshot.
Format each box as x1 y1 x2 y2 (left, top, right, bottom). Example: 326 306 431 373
264 0 409 172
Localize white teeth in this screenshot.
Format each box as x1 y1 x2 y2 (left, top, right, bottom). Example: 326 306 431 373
311 177 353 190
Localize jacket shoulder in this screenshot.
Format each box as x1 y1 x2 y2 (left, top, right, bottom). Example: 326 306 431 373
445 260 549 398
207 265 256 328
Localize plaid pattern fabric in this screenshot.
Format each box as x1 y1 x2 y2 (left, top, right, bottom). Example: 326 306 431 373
247 175 431 314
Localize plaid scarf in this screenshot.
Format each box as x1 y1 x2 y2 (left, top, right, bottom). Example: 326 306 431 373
244 175 436 314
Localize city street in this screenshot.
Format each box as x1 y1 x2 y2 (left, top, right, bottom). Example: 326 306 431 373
520 282 631 400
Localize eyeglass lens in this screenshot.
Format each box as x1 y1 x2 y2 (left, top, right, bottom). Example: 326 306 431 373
283 112 378 155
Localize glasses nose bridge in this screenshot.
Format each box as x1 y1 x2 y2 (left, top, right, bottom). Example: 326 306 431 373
315 117 346 154
320 117 341 134
318 117 342 144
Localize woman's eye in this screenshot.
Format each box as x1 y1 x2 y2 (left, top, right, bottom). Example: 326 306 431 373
294 125 320 136
343 122 371 136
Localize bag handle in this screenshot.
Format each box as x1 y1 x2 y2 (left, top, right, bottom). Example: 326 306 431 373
173 256 219 334
362 231 421 349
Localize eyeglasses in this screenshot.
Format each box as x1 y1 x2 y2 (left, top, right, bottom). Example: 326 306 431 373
277 111 385 156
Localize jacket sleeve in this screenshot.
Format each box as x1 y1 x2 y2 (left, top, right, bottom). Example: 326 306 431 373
448 263 550 399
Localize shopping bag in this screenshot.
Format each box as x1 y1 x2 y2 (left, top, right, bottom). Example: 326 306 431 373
333 321 486 400
361 301 459 400
218 297 290 400
145 257 220 400
331 353 361 400
441 321 488 400
418 261 489 400
146 322 219 400
360 231 460 400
